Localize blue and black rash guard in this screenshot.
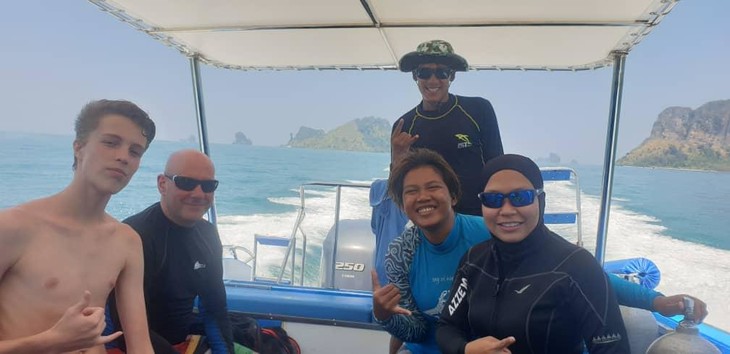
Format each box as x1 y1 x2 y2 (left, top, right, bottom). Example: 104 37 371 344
437 227 630 354
394 94 503 216
124 203 234 354
377 214 487 354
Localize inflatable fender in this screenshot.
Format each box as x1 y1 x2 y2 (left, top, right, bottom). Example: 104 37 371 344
603 257 661 289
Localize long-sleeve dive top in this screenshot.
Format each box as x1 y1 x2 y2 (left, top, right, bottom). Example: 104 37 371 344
394 94 504 216
124 202 234 354
437 226 630 354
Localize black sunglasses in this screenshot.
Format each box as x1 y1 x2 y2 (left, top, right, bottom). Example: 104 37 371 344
478 189 543 209
415 67 452 80
164 174 219 193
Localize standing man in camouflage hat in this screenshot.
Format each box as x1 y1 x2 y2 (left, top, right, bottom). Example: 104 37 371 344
382 39 504 354
391 39 504 217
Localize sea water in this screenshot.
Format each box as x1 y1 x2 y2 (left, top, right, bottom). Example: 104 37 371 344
1 132 728 331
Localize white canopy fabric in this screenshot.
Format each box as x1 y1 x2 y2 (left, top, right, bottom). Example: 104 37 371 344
90 0 677 71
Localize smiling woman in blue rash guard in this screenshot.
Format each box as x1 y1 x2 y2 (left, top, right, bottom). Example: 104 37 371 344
372 148 489 354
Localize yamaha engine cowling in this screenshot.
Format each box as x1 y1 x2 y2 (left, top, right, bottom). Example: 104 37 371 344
320 219 375 291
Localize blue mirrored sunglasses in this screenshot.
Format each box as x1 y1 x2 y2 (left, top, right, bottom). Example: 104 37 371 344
477 189 543 208
415 67 452 80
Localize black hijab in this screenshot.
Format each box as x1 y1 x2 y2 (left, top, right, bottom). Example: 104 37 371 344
481 154 546 226
480 154 550 269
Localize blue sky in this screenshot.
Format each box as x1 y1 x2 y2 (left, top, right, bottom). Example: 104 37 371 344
1 1 727 164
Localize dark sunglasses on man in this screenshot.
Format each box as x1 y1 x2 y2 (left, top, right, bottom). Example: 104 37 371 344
414 67 453 80
165 174 219 193
477 189 543 209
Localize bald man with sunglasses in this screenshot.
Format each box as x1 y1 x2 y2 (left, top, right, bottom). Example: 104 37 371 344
110 149 234 354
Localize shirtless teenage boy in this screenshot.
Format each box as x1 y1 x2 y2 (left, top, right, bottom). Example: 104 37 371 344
0 100 156 354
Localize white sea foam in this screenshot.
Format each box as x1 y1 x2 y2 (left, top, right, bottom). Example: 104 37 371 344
548 182 730 331
217 184 373 285
218 180 730 331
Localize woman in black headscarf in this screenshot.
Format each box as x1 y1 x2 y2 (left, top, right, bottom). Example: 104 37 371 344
436 154 629 354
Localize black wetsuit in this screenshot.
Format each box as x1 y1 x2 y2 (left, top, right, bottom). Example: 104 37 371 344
437 226 629 354
124 203 234 354
394 94 503 216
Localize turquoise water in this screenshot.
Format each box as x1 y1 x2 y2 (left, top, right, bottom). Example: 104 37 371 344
572 165 730 251
1 132 729 330
0 132 390 218
3 132 727 251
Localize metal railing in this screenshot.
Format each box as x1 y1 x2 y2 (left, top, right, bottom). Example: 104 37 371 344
541 167 583 247
272 182 371 286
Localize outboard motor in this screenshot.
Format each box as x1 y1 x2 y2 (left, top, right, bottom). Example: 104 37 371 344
319 219 375 291
646 297 721 354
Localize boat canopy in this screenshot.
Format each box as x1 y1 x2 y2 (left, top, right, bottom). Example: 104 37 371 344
90 0 676 71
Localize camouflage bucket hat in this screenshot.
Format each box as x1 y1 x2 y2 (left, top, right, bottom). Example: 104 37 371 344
399 39 469 72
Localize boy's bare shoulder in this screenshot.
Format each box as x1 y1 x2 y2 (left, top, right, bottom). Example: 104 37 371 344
0 201 49 270
0 201 46 238
108 222 144 270
107 216 143 249
0 209 25 253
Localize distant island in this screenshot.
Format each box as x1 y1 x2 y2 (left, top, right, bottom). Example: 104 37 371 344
233 131 252 145
619 99 730 171
286 116 390 152
534 152 563 166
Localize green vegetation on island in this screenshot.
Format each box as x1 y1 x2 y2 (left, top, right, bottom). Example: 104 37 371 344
618 99 730 171
286 117 391 152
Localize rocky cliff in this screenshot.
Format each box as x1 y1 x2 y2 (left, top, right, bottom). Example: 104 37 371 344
618 100 730 171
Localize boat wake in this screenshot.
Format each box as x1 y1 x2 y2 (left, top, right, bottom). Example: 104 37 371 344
217 181 730 331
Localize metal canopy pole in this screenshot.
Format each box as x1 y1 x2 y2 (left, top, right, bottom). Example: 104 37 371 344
595 52 627 265
189 56 217 225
